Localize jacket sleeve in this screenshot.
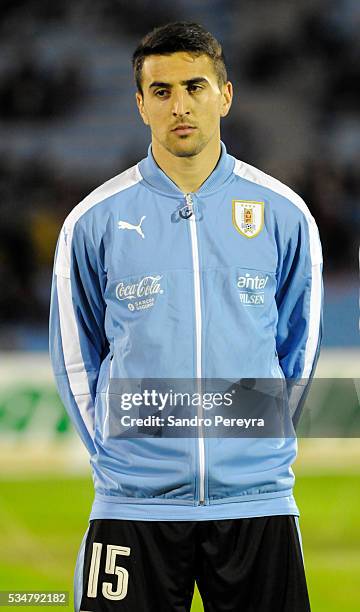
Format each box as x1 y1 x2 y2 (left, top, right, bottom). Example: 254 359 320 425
49 217 107 455
275 209 323 428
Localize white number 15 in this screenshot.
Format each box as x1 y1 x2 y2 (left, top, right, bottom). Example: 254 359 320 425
87 542 131 601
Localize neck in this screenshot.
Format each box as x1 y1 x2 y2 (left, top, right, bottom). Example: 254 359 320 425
151 134 222 194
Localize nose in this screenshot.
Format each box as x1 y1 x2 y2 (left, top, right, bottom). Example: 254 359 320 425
171 89 190 117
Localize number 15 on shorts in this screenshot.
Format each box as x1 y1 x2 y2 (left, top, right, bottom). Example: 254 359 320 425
87 543 131 601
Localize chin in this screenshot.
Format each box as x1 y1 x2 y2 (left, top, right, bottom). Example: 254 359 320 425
169 141 204 158
173 149 199 158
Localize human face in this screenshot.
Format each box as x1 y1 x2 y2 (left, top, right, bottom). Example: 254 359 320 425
136 52 232 158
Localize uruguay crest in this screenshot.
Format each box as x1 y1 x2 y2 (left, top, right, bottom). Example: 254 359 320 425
232 200 264 238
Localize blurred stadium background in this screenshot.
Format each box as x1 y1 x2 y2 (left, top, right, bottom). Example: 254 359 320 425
0 0 359 610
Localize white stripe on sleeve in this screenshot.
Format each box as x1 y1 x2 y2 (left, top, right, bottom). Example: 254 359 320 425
303 263 322 378
56 274 95 439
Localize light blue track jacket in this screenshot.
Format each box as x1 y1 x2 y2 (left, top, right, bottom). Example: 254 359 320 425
49 142 323 521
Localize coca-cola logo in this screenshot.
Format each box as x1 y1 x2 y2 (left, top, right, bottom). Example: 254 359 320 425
116 275 163 301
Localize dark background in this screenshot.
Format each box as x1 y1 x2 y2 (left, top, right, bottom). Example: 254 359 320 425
0 0 358 350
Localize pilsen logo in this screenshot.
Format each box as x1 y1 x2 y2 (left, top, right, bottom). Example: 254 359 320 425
116 275 164 302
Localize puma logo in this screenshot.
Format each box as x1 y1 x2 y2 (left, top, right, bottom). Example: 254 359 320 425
118 216 146 239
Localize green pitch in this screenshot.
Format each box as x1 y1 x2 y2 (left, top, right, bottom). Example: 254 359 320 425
0 474 359 611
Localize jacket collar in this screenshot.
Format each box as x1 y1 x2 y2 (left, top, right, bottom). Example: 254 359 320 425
138 140 234 196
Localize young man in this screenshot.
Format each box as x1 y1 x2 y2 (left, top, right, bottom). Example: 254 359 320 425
49 22 322 612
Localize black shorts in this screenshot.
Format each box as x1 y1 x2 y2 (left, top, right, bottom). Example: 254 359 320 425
75 515 311 612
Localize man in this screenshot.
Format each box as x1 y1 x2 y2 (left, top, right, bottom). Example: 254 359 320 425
49 22 322 612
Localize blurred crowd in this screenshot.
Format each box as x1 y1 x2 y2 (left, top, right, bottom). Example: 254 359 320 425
0 0 358 347
0 56 84 120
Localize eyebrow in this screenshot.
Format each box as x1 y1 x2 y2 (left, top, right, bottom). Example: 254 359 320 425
149 77 209 90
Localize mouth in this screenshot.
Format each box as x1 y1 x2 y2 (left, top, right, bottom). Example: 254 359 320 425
171 125 197 136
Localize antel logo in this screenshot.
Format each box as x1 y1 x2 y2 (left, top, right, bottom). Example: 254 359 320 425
116 275 163 301
237 273 269 290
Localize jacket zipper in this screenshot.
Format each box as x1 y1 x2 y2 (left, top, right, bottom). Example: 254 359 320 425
185 193 205 505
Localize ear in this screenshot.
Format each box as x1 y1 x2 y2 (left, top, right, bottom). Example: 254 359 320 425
220 81 233 118
136 91 149 125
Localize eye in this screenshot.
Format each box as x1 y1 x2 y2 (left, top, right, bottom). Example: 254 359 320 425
188 84 202 93
154 89 169 98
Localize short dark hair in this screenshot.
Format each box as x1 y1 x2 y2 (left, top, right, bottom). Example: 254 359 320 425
132 22 227 95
